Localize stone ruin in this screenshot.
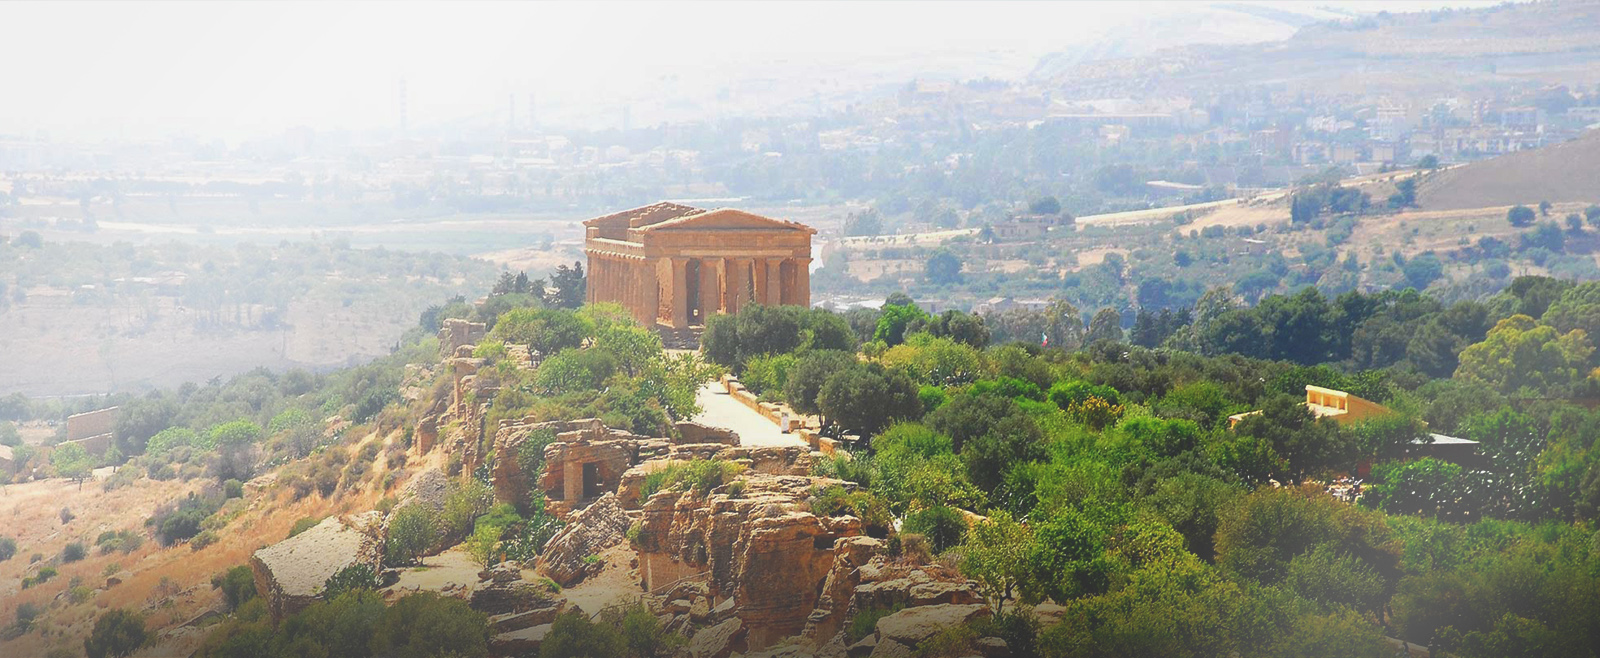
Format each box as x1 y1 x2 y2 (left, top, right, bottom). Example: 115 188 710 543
251 513 384 620
438 318 486 356
489 417 753 517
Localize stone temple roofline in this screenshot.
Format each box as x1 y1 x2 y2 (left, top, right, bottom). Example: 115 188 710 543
638 207 819 234
581 201 706 230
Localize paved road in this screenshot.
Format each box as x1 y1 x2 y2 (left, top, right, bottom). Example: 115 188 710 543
692 383 807 448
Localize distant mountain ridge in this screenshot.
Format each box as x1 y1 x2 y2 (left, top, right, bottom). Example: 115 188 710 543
1032 0 1600 96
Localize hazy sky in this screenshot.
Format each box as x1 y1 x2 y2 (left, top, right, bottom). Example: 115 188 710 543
0 1 1501 143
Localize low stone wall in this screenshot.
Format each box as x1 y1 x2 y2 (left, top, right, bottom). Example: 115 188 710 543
719 375 838 456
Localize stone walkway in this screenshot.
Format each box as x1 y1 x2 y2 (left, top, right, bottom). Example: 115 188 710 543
692 383 806 448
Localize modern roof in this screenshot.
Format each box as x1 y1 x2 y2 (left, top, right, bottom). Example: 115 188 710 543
1424 433 1478 445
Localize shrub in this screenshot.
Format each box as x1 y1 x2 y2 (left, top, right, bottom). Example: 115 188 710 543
742 353 798 398
372 591 490 658
608 601 685 658
84 609 147 658
213 565 257 611
190 530 219 551
0 536 15 562
903 506 969 554
442 478 493 542
540 609 624 658
63 541 87 563
640 459 747 500
323 563 380 599
811 486 893 537
147 492 223 546
385 504 436 567
288 516 322 539
223 479 244 499
61 506 76 524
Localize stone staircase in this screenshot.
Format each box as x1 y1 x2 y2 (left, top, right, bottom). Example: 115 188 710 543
658 326 704 350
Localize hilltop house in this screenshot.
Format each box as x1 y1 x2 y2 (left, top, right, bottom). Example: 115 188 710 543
1231 385 1478 469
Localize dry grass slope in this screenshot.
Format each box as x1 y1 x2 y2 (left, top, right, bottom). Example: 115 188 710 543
1417 129 1600 211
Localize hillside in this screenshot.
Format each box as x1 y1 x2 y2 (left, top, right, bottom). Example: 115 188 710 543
1039 0 1600 96
1416 128 1600 211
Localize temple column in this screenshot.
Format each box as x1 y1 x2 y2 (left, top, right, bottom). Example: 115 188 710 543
585 255 595 304
700 257 725 319
640 259 659 326
793 258 812 307
669 257 690 328
765 258 783 306
728 258 750 313
717 258 732 313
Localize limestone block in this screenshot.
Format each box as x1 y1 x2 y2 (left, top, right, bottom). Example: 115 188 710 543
873 604 991 647
689 618 745 658
251 513 383 620
535 493 632 587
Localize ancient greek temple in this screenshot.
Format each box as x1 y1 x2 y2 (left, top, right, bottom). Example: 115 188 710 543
583 202 815 328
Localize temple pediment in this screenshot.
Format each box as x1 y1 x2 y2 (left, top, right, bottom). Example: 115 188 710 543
640 208 817 234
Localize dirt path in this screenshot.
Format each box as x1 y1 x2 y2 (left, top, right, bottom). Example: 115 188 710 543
692 384 806 448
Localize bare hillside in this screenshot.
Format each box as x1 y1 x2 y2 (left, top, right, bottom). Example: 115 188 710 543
1417 129 1600 211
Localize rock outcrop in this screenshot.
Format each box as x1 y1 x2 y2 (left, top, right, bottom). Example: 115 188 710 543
633 473 863 652
251 513 383 620
535 492 633 587
873 603 991 647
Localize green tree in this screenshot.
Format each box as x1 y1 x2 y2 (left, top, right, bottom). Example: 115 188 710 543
322 563 380 600
609 602 685 658
958 510 1034 615
1232 395 1353 482
385 504 436 567
818 364 921 438
84 609 147 658
843 208 883 237
1508 204 1537 227
372 591 490 658
784 350 860 420
1402 252 1443 289
545 262 586 309
962 414 1045 492
51 442 92 488
490 308 595 356
874 302 932 347
1029 196 1062 215
1454 314 1593 394
594 324 663 377
215 565 258 611
924 249 962 284
903 506 968 554
1084 307 1124 344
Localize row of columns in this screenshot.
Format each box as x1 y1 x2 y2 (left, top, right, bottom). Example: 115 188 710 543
586 253 657 327
665 256 809 328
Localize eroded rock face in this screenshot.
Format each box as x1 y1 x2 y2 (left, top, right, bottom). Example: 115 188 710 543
633 473 862 652
535 492 632 587
251 513 383 620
